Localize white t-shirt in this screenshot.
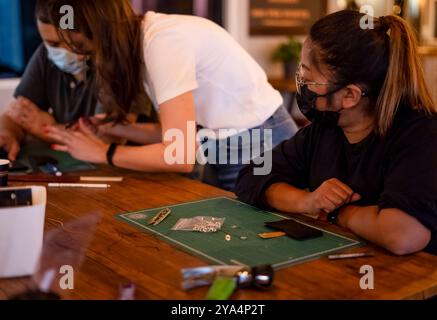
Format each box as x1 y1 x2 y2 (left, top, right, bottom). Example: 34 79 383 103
142 12 283 132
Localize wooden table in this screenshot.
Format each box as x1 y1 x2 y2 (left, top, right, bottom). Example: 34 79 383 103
1 167 437 300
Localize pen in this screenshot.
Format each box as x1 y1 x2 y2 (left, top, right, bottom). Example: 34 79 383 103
9 175 124 183
80 176 123 182
48 183 111 189
328 252 375 260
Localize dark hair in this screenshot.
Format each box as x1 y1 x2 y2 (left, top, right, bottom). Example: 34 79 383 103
46 0 150 122
35 0 56 24
309 10 435 136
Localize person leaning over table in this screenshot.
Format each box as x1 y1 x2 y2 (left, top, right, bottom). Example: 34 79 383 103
0 0 152 162
43 0 298 191
235 11 437 256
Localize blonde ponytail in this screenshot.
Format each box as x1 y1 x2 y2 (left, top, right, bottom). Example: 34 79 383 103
376 15 436 136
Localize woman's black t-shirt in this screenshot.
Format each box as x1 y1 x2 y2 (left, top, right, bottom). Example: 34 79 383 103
236 106 437 255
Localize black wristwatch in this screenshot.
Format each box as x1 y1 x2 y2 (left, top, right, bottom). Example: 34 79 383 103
327 208 341 225
106 143 118 167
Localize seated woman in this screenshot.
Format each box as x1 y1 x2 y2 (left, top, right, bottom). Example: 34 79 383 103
236 11 437 256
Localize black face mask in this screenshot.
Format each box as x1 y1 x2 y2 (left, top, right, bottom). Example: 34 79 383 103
296 85 344 127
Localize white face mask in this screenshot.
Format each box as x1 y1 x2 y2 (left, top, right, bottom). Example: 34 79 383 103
45 44 87 75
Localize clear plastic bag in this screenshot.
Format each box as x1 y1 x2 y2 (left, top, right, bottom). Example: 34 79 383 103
172 216 225 233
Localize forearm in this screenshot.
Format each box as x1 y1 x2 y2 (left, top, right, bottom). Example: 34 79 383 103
338 206 431 255
265 183 310 214
105 123 162 145
112 143 194 173
338 206 380 241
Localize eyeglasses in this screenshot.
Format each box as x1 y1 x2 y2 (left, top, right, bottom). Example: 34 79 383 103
295 63 331 95
295 63 369 97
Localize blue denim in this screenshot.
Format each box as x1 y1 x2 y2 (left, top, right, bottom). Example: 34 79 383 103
197 106 298 191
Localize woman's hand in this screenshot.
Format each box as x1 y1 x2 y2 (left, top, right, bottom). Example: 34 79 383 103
6 97 56 140
45 118 109 164
74 114 130 145
0 132 20 161
303 178 361 216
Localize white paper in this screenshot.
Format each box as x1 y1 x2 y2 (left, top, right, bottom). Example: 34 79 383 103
0 186 46 278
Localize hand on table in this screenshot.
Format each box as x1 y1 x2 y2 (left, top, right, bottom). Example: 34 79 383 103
0 132 20 161
6 97 56 141
69 114 128 145
45 118 109 164
303 178 361 219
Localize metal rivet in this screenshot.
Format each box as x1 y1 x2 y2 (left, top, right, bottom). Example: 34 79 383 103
225 235 232 241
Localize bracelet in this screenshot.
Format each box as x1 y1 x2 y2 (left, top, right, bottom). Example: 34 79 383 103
327 208 341 225
106 143 118 167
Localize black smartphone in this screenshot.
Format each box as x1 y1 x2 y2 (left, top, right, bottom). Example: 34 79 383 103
265 219 323 241
0 148 30 172
0 189 33 208
9 161 30 172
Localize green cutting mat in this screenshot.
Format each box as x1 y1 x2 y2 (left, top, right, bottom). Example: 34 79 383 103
14 141 95 173
116 197 363 269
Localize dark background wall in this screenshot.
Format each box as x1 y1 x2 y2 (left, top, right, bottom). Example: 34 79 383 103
0 0 40 78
